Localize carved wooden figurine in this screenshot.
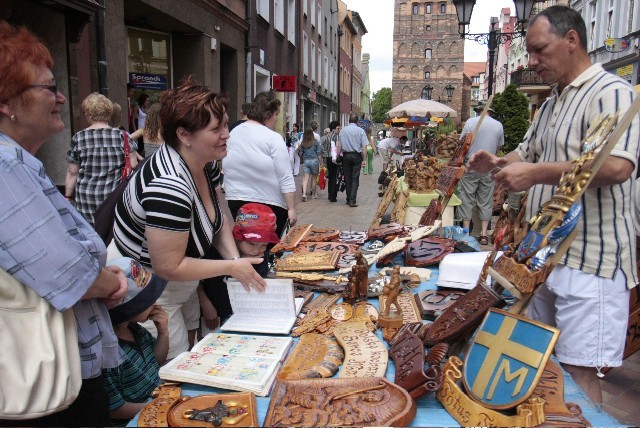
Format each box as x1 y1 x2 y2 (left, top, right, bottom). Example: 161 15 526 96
342 252 369 304
378 266 404 328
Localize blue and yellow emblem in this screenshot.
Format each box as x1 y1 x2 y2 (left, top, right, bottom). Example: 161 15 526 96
463 308 559 409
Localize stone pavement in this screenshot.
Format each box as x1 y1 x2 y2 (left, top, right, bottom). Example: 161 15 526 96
291 155 640 426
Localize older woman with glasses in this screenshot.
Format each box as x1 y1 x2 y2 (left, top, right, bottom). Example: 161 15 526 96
0 21 127 426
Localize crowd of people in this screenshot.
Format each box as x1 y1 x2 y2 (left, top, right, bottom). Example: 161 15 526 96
1 3 639 424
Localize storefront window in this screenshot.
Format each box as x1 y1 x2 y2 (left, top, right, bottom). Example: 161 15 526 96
127 28 172 106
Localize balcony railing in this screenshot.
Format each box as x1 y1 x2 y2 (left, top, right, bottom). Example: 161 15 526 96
510 68 547 87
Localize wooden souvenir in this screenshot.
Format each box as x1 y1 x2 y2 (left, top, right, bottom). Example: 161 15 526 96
272 272 346 294
294 289 314 312
437 357 546 427
379 290 423 342
303 227 340 242
418 198 442 226
370 175 398 229
278 334 344 380
342 252 369 304
415 289 465 320
379 266 432 283
339 230 369 245
389 326 443 400
275 250 340 271
292 308 333 337
373 223 441 267
447 132 473 167
270 223 313 253
138 384 182 427
368 223 405 241
295 242 359 269
435 166 464 199
330 303 353 321
264 377 416 427
405 236 456 267
353 302 379 322
300 293 341 316
530 359 590 427
167 392 258 427
378 266 404 329
422 283 505 346
390 189 409 224
334 321 388 378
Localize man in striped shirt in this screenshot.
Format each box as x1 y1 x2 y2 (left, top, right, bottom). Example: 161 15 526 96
469 5 639 403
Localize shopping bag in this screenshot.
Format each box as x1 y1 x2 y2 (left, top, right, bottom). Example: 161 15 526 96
317 167 327 190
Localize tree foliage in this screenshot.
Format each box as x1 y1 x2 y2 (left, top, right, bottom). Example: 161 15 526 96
492 84 530 154
371 87 392 123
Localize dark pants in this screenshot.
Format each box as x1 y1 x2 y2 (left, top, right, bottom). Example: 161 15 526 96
325 157 338 201
342 152 363 203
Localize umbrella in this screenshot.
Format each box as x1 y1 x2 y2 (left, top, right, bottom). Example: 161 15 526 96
386 98 457 118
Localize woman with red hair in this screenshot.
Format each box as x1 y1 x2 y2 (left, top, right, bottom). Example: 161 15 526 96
0 21 127 425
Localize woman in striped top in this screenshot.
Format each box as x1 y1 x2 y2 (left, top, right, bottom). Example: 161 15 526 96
112 77 266 359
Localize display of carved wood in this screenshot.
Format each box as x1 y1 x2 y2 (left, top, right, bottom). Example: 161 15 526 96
339 230 369 245
435 166 464 199
264 377 416 427
302 227 340 242
379 291 423 342
291 307 332 337
418 198 442 226
422 283 506 346
138 384 182 427
389 326 443 400
295 242 359 270
334 321 388 378
301 293 341 315
405 236 456 267
434 131 462 158
278 334 344 380
403 157 444 192
371 175 398 229
390 189 409 224
377 266 404 329
271 271 346 294
270 223 313 253
341 252 370 304
379 266 432 283
530 359 590 427
448 132 472 167
368 223 405 241
167 392 258 427
275 250 340 271
415 289 465 320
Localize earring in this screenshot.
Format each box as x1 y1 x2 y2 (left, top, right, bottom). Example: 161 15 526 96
10 114 16 122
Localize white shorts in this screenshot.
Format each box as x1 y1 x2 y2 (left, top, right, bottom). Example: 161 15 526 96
528 264 630 369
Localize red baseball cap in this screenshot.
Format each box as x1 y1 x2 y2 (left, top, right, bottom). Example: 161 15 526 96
232 203 280 244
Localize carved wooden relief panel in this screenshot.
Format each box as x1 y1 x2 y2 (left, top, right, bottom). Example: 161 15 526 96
275 251 340 271
271 224 313 253
303 227 340 242
333 321 388 378
338 230 369 245
414 289 465 320
295 242 359 270
405 237 456 267
435 166 464 198
166 393 258 427
278 334 344 380
418 198 442 226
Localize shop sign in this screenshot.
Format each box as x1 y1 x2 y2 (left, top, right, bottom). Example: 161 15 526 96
357 119 371 130
308 89 316 102
129 72 167 90
272 75 296 92
604 37 629 53
616 65 633 77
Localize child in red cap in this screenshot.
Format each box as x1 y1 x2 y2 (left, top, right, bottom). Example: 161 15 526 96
199 203 280 330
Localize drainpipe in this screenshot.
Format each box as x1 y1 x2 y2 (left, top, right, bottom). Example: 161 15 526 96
96 0 108 96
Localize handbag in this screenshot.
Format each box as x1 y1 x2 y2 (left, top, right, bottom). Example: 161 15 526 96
0 267 82 419
121 131 133 180
317 167 327 190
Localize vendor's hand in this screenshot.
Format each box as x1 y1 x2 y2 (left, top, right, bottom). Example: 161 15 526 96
149 305 169 335
468 150 500 173
493 162 537 192
287 208 297 227
101 266 128 309
230 258 266 292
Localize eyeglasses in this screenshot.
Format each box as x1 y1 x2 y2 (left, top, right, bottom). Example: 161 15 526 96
26 82 58 95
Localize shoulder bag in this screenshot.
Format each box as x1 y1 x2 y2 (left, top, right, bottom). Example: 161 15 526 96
121 131 133 180
0 267 82 419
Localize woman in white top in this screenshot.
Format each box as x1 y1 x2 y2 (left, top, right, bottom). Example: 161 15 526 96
135 93 149 130
130 102 164 157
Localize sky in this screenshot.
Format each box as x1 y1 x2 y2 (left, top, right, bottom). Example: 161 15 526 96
343 0 516 95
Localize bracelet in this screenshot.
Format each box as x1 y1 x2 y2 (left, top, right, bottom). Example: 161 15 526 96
231 256 240 260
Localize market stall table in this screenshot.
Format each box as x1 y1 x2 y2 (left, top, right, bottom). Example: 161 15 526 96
128 264 619 427
396 177 462 226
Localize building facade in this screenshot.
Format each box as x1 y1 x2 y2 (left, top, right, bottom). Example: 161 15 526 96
392 0 464 122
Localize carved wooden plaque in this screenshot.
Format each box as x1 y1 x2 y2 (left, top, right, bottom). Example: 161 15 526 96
303 227 340 242
418 198 442 226
271 224 313 253
490 255 553 294
167 392 258 427
371 175 398 229
302 292 341 314
264 377 416 427
295 242 359 269
389 327 443 400
368 223 405 241
415 289 465 320
379 292 422 324
339 230 369 245
278 334 344 380
390 190 409 224
333 321 388 378
423 283 505 346
275 251 340 271
405 237 456 267
448 132 472 167
435 166 464 198
138 384 182 427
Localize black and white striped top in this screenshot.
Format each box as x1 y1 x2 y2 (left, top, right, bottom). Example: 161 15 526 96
113 143 223 267
514 63 639 287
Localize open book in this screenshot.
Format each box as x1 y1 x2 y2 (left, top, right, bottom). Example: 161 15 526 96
221 278 301 335
159 332 293 396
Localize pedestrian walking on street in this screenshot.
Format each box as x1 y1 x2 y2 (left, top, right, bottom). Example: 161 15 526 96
299 127 323 201
336 114 368 207
320 120 340 202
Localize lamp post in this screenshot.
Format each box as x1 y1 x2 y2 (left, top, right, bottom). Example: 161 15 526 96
422 84 433 100
453 0 536 97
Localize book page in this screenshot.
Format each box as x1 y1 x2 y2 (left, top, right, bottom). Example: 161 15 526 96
221 315 297 335
226 278 296 317
191 332 293 361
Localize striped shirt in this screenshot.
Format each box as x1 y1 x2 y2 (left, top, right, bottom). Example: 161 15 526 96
0 133 123 379
103 323 160 412
66 127 137 226
113 143 223 267
514 63 639 288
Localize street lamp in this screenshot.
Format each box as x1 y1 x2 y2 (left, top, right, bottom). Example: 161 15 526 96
453 0 536 97
422 85 433 100
445 84 455 101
